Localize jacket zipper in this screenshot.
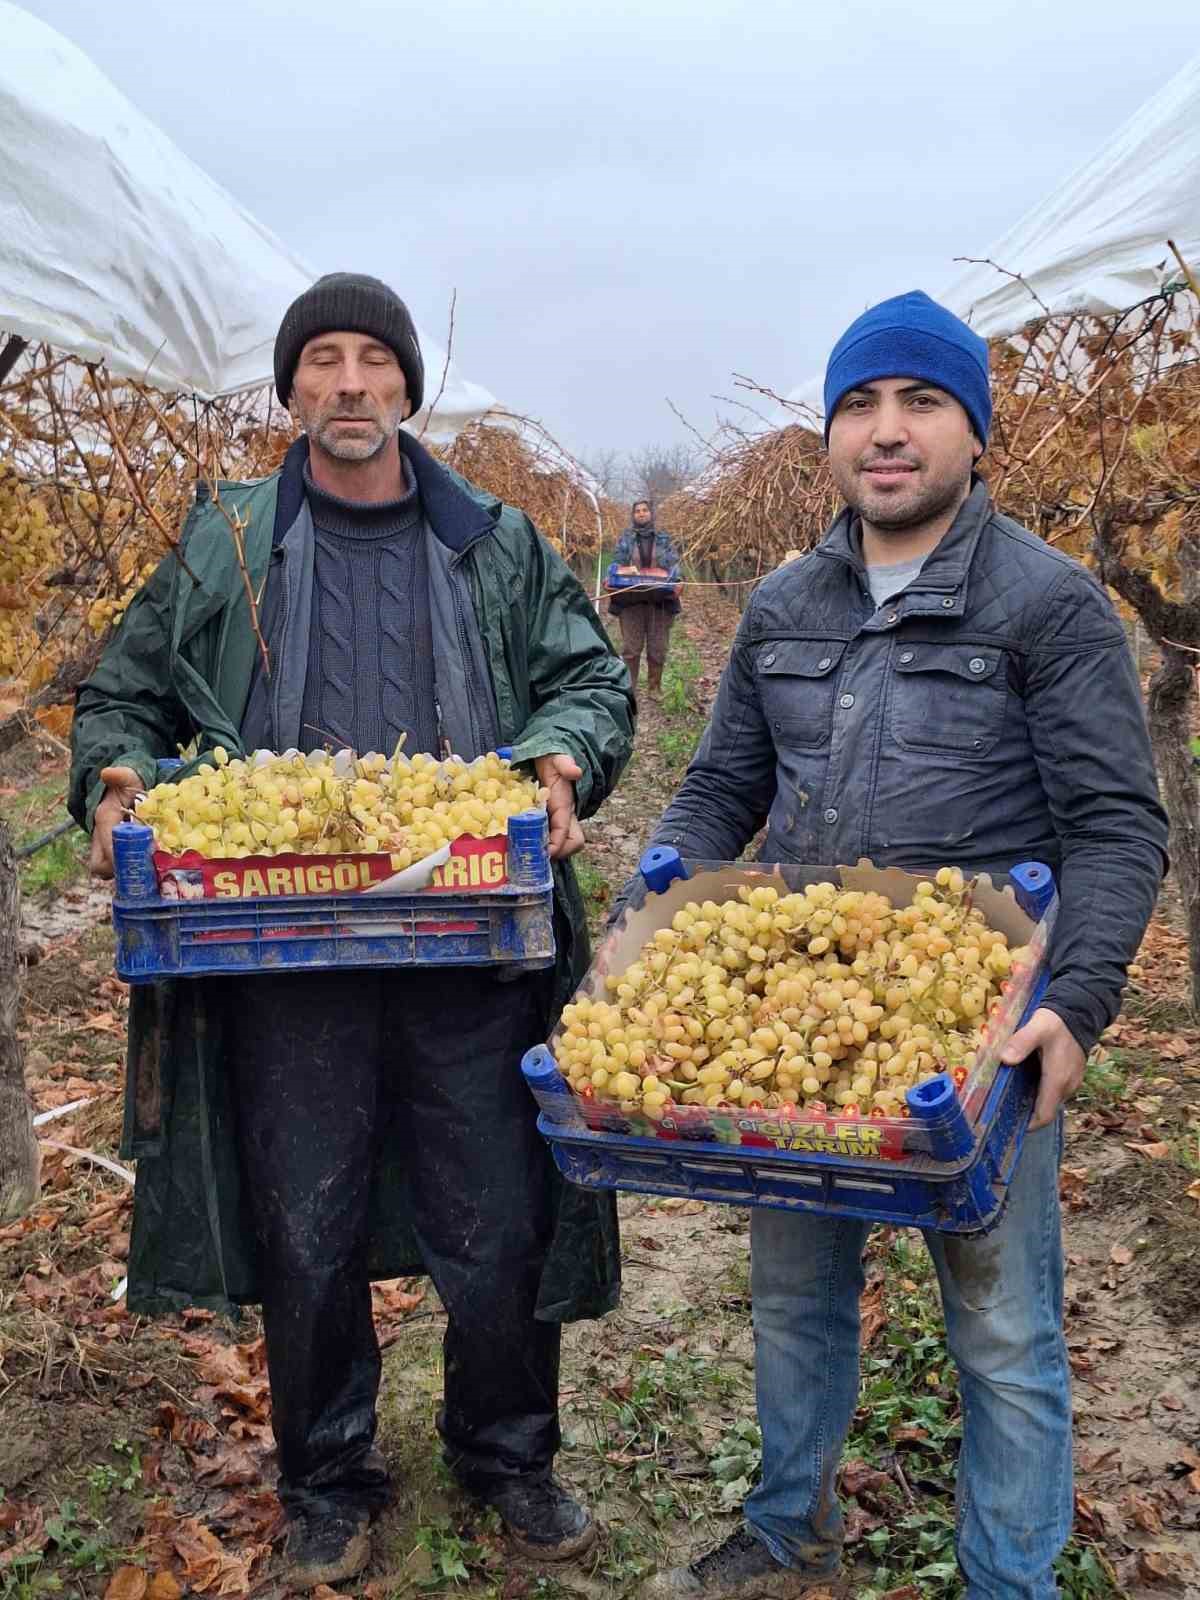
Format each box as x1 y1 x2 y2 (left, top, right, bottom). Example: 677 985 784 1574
270 545 290 750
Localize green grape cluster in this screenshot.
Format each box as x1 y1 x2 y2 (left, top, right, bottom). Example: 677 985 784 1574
556 870 1028 1123
135 746 544 863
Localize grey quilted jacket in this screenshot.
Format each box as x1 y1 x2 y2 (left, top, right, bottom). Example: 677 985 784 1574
648 478 1168 1053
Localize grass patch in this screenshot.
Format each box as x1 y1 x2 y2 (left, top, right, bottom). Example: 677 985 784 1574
1075 1050 1134 1110
660 635 704 718
20 831 86 896
1121 986 1196 1031
1075 1040 1168 1110
0 768 88 897
656 634 707 771
656 727 702 771
573 856 613 942
0 1487 140 1600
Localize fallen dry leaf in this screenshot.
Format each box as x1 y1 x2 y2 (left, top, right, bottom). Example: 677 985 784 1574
1136 1550 1175 1585
147 1573 183 1600
1073 1489 1106 1537
155 1402 219 1448
169 1518 268 1597
82 1011 125 1034
189 1445 263 1489
1185 1179 1200 1204
104 1566 149 1600
0 1501 35 1534
842 1502 883 1544
1125 1140 1173 1161
859 1281 887 1350
1157 1038 1192 1060
0 1508 47 1572
1160 1394 1185 1412
1124 1490 1165 1534
211 1490 285 1544
839 1458 895 1499
1059 1165 1090 1205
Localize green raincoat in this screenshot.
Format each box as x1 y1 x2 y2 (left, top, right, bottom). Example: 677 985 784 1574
69 434 634 1321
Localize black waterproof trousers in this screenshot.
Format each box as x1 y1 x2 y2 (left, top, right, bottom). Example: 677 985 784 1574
223 967 560 1519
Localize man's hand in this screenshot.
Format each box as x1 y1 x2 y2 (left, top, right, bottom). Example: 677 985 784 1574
535 753 585 861
1001 1006 1087 1130
90 765 144 880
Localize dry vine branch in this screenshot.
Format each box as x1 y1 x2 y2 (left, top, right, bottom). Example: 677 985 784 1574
417 288 457 444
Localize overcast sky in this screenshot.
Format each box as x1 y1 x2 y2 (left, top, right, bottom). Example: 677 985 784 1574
18 0 1200 462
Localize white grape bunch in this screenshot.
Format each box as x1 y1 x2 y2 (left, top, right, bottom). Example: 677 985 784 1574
555 870 1029 1122
134 746 545 865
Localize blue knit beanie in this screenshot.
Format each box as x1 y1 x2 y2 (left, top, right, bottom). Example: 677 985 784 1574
823 291 991 444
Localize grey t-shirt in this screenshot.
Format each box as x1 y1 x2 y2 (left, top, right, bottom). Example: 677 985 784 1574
866 553 928 609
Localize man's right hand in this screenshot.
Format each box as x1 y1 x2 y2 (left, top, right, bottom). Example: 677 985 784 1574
90 766 144 880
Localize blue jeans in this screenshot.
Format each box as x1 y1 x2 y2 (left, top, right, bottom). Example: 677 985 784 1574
745 1119 1072 1599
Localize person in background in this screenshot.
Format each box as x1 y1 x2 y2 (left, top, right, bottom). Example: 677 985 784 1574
635 291 1167 1600
607 498 682 698
70 274 634 1591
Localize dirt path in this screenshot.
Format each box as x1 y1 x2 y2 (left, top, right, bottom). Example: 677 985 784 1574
2 601 1198 1598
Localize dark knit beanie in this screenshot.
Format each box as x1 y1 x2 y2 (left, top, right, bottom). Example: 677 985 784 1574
823 291 991 444
274 272 425 411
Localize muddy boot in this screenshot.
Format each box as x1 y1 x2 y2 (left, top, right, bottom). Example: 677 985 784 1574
637 1525 846 1599
646 662 663 700
284 1508 371 1590
622 654 641 691
474 1472 597 1562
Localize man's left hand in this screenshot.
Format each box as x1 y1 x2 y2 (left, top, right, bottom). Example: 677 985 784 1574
1001 1007 1086 1130
535 753 585 860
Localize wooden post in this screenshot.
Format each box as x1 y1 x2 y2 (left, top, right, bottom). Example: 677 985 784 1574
0 821 39 1221
0 334 29 386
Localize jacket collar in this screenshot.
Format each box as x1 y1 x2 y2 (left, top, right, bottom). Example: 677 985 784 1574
271 431 500 556
816 475 993 617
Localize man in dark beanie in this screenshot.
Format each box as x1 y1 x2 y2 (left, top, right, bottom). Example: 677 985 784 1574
635 290 1167 1599
70 273 635 1587
605 498 682 699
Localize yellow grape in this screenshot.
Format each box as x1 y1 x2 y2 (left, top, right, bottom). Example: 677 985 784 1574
555 875 1030 1124
135 747 544 859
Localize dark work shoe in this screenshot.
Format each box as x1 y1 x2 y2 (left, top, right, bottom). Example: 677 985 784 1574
284 1508 371 1590
638 1525 847 1599
474 1472 597 1561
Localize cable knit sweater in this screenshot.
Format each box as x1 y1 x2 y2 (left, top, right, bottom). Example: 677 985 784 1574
298 459 440 757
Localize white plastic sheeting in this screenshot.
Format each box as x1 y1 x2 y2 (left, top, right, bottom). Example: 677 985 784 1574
785 51 1200 421
0 3 495 439
939 53 1200 337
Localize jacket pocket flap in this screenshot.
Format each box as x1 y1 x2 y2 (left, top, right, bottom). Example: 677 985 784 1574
895 645 1002 683
758 641 847 678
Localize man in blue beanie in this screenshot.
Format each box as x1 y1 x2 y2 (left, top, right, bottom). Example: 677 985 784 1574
636 292 1167 1599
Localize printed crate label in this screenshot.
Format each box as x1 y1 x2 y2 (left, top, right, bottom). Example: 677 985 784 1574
153 833 510 900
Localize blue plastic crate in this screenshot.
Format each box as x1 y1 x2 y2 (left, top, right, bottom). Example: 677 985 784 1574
523 856 1055 1236
605 563 677 592
110 808 555 982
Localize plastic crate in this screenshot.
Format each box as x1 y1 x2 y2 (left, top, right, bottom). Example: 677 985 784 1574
523 856 1055 1235
110 807 555 982
605 563 676 592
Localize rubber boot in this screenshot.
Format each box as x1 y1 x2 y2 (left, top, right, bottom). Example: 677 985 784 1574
622 655 641 691
646 663 663 700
